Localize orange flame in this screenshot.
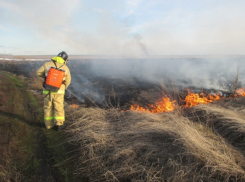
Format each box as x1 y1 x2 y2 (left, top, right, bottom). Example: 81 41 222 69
72 98 79 109
122 87 245 114
182 89 221 107
130 93 176 113
236 88 245 96
72 103 78 109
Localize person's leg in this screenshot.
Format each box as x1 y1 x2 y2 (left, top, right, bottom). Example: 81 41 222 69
43 95 54 129
53 94 65 126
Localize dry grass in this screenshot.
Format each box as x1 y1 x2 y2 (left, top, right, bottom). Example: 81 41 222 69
187 99 245 156
27 73 43 90
0 144 22 182
65 102 245 181
0 123 25 182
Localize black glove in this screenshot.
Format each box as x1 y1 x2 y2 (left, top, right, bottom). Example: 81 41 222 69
43 77 46 88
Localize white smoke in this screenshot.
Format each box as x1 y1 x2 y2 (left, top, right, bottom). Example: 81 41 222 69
89 57 244 91
68 73 104 103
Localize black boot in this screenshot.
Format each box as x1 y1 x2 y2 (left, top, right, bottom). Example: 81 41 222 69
52 125 59 131
58 124 66 131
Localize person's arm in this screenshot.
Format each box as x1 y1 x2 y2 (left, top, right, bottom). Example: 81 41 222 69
36 63 46 78
64 68 71 89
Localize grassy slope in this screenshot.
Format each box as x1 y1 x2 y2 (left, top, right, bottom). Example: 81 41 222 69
65 100 245 181
0 71 77 182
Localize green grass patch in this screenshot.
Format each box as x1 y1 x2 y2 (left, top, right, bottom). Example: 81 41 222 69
0 71 24 87
0 115 40 179
27 86 76 181
44 128 76 182
0 72 77 181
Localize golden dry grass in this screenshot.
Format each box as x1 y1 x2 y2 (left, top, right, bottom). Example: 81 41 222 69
188 99 245 156
65 101 245 182
27 73 44 90
0 140 22 182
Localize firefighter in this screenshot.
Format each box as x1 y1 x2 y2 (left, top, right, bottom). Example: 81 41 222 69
37 51 71 130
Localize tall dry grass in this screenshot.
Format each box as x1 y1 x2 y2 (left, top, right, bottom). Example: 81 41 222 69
0 135 23 182
187 98 245 156
65 103 245 181
27 72 44 90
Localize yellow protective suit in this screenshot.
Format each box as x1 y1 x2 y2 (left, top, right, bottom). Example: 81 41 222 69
37 56 71 129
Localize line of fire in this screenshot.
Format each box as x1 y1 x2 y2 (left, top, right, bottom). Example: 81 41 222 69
120 88 245 113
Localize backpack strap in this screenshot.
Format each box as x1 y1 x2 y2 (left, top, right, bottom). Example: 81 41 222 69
52 60 58 69
52 60 65 70
44 90 51 101
58 64 65 69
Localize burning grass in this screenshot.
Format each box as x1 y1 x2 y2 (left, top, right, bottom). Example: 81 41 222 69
65 101 245 181
124 88 245 114
129 92 176 113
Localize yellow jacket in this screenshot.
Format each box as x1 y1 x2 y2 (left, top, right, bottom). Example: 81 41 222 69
37 56 71 94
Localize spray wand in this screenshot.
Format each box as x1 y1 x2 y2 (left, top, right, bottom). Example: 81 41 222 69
66 88 84 102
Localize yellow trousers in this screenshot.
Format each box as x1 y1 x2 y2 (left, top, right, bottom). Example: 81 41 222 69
44 94 65 129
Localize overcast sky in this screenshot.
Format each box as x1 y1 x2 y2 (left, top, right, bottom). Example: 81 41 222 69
0 0 245 55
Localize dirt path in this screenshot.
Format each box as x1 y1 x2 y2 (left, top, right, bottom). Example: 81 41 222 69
0 71 65 182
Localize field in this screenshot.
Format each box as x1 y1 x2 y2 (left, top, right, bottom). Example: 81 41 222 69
0 58 245 181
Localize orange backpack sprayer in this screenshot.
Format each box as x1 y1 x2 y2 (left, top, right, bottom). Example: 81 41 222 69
45 67 65 91
44 61 65 99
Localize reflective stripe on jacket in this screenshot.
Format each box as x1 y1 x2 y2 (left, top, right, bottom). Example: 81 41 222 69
36 56 71 94
43 90 65 94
